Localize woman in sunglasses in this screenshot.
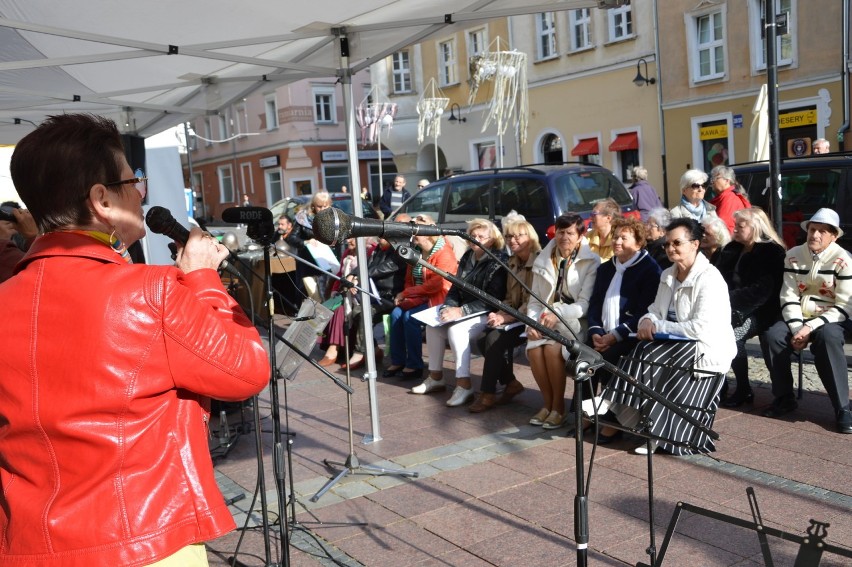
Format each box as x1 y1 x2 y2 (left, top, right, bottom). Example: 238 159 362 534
602 217 735 455
669 169 718 223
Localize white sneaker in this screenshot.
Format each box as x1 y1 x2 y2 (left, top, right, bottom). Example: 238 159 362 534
633 441 659 455
411 377 445 395
446 386 474 406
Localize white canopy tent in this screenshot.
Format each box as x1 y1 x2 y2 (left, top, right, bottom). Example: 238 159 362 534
0 0 613 441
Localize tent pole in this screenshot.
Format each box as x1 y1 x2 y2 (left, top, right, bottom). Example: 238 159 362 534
337 31 383 443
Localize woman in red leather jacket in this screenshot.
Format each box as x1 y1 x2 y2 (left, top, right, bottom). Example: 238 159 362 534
0 114 270 567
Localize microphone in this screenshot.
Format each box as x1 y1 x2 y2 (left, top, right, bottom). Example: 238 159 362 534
221 206 277 243
145 206 240 277
311 208 463 246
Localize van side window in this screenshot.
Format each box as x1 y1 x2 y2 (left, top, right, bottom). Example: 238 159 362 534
444 180 492 222
555 171 633 212
495 178 549 219
399 185 443 220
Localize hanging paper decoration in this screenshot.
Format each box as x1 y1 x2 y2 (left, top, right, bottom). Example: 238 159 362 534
468 44 529 144
416 78 449 144
356 87 397 146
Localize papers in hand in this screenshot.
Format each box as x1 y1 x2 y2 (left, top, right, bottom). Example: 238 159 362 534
412 305 487 327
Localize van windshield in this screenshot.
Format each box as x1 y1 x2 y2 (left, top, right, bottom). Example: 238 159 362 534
554 170 633 213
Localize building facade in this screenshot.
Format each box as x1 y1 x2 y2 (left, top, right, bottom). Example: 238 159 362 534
658 0 845 204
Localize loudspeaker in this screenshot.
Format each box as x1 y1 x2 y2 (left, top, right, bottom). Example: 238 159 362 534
121 134 146 173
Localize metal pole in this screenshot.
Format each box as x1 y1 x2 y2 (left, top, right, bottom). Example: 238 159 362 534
183 122 204 219
766 0 783 235
337 31 383 443
652 0 669 207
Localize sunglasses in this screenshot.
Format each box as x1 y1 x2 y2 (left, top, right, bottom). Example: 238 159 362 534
664 238 696 248
104 168 147 199
689 183 706 190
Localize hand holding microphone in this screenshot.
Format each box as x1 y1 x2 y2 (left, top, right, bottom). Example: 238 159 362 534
146 206 238 276
176 227 231 274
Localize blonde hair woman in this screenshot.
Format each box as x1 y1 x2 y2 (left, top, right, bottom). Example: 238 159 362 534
470 213 542 412
414 218 507 406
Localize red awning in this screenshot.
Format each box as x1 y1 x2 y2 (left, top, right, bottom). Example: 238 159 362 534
608 132 639 152
571 138 599 156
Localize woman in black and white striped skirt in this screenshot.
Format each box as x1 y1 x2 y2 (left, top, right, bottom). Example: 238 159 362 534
603 217 736 455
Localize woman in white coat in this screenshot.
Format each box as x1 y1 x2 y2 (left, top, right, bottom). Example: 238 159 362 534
604 217 736 455
526 213 600 430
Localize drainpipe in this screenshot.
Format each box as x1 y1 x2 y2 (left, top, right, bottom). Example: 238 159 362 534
838 0 850 149
653 0 669 207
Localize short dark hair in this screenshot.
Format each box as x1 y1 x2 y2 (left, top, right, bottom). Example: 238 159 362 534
554 213 586 235
666 217 704 242
11 113 125 233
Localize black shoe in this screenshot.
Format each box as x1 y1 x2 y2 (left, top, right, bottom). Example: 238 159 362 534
596 429 622 445
382 365 403 378
721 388 754 408
400 368 424 380
837 409 852 434
762 395 798 418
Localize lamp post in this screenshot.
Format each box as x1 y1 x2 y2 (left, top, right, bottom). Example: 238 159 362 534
448 103 466 123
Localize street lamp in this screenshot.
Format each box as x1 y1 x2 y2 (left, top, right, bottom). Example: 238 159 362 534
448 102 466 123
633 58 656 87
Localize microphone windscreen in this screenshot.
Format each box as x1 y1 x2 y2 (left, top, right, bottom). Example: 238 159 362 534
145 206 175 234
313 208 352 245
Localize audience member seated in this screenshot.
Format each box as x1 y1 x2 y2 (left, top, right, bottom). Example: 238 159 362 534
603 218 736 455
645 207 672 270
761 208 852 434
317 237 374 367
344 214 410 371
385 214 456 380
716 207 786 407
414 219 507 405
526 213 600 430
700 215 731 265
670 169 718 223
469 213 541 413
586 218 661 441
587 197 621 261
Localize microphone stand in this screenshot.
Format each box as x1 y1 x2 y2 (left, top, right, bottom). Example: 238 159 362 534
309 275 419 504
392 242 719 567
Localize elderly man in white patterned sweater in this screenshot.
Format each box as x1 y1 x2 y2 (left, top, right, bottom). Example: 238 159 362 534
761 208 852 434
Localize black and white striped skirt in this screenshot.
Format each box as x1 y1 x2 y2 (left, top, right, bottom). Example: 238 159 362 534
603 340 724 455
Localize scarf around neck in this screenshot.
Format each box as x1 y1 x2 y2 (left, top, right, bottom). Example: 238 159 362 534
680 196 708 220
602 250 642 331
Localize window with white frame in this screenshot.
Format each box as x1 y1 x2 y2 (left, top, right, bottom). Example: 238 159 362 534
749 0 796 71
266 169 283 203
217 114 228 140
686 7 727 83
438 39 458 86
203 117 213 147
569 9 592 51
467 28 487 60
608 3 633 41
264 94 278 130
391 51 412 93
536 12 557 60
218 165 234 203
313 86 336 124
234 103 248 136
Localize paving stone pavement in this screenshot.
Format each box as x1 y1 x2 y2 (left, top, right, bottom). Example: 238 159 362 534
205 336 852 567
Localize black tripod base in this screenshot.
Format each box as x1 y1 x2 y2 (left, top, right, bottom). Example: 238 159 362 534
310 456 418 503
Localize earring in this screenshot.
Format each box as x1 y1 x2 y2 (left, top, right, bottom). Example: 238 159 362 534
109 227 132 263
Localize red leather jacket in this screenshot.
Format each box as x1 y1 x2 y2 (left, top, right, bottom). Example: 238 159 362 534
0 232 270 566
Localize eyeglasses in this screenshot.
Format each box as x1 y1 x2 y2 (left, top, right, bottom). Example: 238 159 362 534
507 233 528 240
688 183 706 190
664 238 696 248
105 168 147 199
